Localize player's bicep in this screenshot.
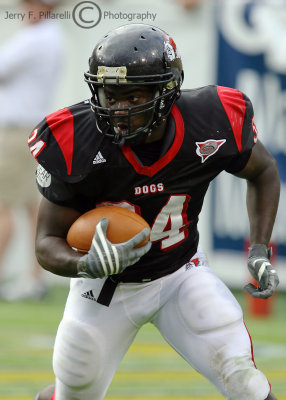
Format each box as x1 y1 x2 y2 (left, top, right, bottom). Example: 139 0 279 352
234 139 276 181
36 197 81 242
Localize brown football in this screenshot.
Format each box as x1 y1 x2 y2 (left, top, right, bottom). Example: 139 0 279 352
66 206 151 253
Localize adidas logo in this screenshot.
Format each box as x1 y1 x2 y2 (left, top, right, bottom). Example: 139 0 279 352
93 151 106 164
81 290 97 301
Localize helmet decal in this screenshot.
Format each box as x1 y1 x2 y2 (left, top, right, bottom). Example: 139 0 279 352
164 34 180 62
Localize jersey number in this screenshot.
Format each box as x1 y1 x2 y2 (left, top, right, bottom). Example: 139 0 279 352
28 128 46 158
98 195 191 251
150 195 191 251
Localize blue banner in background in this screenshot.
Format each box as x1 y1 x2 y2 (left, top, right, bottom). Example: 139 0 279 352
213 1 286 257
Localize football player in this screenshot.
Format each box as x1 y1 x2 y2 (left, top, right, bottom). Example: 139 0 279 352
30 24 280 400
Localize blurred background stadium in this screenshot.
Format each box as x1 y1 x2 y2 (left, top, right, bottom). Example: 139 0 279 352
0 0 285 398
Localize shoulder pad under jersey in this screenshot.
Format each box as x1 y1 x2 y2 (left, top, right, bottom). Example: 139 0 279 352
178 85 257 155
27 101 107 182
216 85 257 153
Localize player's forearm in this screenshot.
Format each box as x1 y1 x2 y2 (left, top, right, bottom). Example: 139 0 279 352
246 159 280 246
36 236 83 278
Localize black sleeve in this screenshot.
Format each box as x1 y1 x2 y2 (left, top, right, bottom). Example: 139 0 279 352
35 165 85 211
224 149 252 174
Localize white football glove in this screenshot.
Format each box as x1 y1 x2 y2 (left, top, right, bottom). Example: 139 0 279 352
77 218 151 279
244 244 279 299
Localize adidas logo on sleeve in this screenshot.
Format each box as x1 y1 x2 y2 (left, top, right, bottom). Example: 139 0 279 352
93 151 106 164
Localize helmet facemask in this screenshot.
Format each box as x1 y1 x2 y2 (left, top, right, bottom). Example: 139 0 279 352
85 68 179 145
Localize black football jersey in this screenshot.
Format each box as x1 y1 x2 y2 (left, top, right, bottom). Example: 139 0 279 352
28 85 257 282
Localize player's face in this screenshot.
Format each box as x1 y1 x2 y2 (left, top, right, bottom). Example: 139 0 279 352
102 86 154 136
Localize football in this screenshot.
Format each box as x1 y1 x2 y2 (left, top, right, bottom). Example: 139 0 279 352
66 206 151 253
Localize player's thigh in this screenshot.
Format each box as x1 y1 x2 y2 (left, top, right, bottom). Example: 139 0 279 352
53 277 139 398
153 267 269 398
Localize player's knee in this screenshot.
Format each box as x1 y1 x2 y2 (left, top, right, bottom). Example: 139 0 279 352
53 319 102 389
223 361 270 400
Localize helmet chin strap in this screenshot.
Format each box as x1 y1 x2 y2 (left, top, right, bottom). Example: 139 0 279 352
113 129 127 146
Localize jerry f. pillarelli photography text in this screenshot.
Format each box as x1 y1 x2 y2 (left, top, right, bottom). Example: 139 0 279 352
3 10 72 21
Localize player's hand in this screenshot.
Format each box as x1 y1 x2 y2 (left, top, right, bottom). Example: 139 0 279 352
244 244 279 299
77 218 151 278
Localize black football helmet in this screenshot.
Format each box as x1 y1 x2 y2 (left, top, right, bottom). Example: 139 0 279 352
84 24 184 145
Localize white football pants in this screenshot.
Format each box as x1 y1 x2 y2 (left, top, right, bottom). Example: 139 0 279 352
53 250 270 400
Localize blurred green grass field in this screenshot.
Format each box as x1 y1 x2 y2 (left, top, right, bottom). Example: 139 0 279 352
0 285 285 400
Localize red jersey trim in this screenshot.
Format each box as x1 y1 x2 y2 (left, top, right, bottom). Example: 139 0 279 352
46 108 74 175
121 104 185 177
217 86 246 153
